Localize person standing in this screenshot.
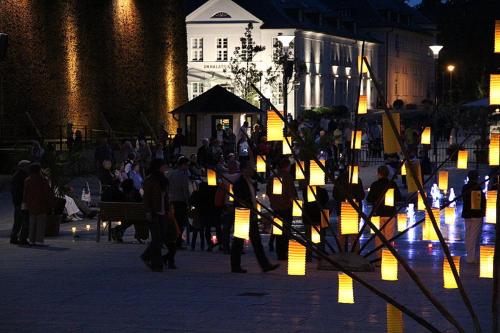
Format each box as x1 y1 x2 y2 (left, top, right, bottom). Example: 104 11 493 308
66 122 74 151
141 159 169 272
23 164 55 245
266 158 297 260
230 161 279 273
366 166 401 259
172 128 185 158
10 160 31 245
167 157 191 248
196 138 210 170
461 170 486 264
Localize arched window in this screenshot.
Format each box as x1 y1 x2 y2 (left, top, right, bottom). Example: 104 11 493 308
211 12 231 19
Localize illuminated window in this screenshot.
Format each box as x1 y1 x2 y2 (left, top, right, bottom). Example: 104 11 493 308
216 38 228 61
191 38 203 61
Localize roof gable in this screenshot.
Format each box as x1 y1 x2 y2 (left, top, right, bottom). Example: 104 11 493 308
186 0 262 24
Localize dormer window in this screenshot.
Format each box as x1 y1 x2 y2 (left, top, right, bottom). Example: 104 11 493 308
211 12 231 19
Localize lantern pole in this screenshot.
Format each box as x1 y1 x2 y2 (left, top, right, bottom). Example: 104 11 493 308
251 82 466 332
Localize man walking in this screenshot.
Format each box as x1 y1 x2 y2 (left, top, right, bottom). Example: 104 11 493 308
10 160 31 245
461 170 486 264
230 161 279 273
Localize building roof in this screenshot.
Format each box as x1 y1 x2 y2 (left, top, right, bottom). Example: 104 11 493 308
171 85 262 114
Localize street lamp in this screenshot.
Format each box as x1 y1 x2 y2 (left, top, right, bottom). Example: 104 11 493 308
447 64 455 104
429 45 443 177
277 34 295 120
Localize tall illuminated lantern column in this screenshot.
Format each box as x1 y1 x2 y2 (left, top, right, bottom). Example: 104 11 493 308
277 34 295 119
429 44 443 166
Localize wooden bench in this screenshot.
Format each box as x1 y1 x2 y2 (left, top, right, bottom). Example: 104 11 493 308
97 202 147 242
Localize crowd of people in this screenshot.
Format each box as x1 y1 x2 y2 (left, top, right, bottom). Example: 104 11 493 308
8 114 497 274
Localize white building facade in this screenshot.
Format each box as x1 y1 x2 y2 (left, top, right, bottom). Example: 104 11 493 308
186 0 378 119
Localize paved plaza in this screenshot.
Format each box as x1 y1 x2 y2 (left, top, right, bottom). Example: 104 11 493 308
0 169 496 332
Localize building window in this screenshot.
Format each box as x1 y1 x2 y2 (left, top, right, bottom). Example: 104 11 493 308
211 12 231 19
216 38 228 61
241 36 253 61
191 38 203 62
192 82 205 99
185 115 197 147
272 82 284 105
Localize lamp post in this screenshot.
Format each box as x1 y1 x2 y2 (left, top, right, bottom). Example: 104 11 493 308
429 45 443 177
277 34 295 120
447 64 455 104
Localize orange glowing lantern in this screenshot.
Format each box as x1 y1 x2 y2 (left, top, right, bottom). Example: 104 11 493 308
438 171 448 193
490 74 500 105
358 95 368 115
386 304 404 333
207 169 217 186
382 113 401 154
348 165 359 184
480 245 494 278
358 55 368 74
351 131 362 150
283 136 292 155
457 150 468 169
370 216 380 234
486 190 497 224
417 192 426 211
397 214 407 232
288 240 306 276
381 249 398 281
338 273 354 304
400 162 406 176
234 208 250 240
256 155 266 172
293 200 303 217
443 256 460 289
406 160 422 193
423 208 440 241
295 161 305 180
307 186 316 202
311 226 321 244
385 188 395 207
228 184 234 202
444 207 456 225
321 209 330 228
273 217 283 236
421 127 431 145
341 201 359 235
490 133 500 166
273 178 282 195
495 20 500 53
309 160 325 186
267 110 284 141
256 203 262 220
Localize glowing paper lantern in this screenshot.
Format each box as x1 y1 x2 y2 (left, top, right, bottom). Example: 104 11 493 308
228 184 234 202
233 208 250 240
417 193 426 211
421 127 431 145
321 209 330 228
495 20 500 53
385 188 395 207
423 208 440 241
267 110 284 141
71 227 77 234
358 95 368 115
338 273 354 304
351 131 362 150
307 186 316 202
480 245 494 278
272 178 282 195
256 203 262 220
406 160 422 193
438 171 448 193
457 150 468 169
382 113 401 154
400 162 406 176
490 133 500 166
490 74 500 105
295 161 305 180
443 256 460 289
370 216 380 234
397 214 407 232
293 200 303 217
486 190 497 224
283 136 292 155
273 217 283 236
311 226 321 244
348 165 359 184
381 249 398 281
341 201 359 235
470 191 481 210
256 155 266 172
386 304 404 333
444 207 456 225
207 169 217 186
309 160 325 186
288 240 306 276
357 55 368 74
